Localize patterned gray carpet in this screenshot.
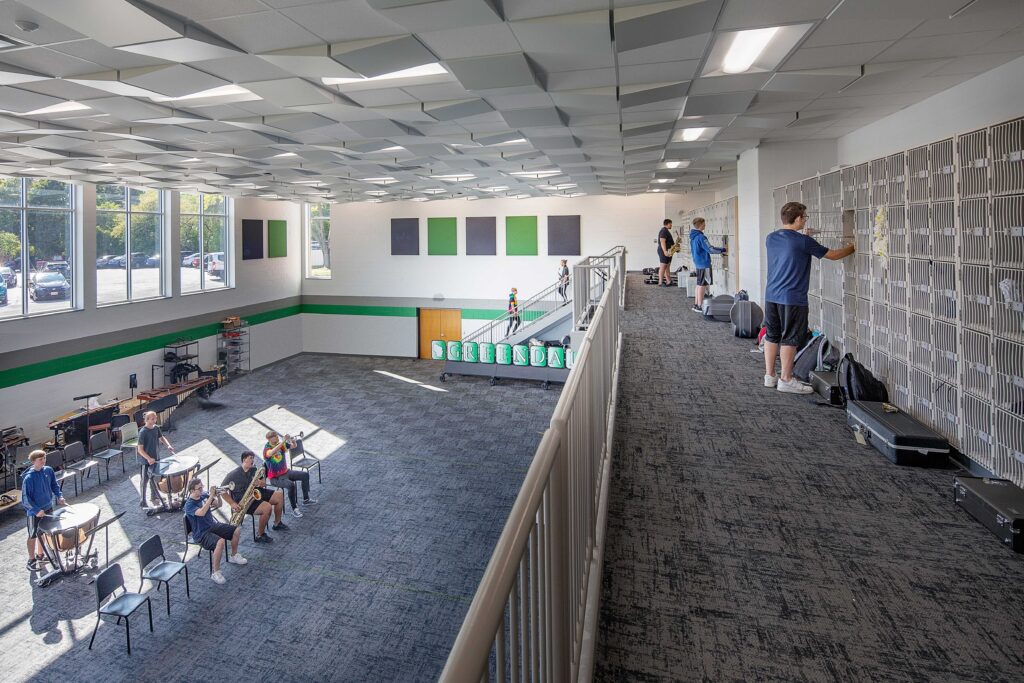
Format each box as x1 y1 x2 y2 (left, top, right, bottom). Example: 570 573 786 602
595 275 1024 682
0 354 556 683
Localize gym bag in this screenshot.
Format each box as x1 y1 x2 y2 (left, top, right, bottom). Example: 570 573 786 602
792 335 839 382
837 353 889 403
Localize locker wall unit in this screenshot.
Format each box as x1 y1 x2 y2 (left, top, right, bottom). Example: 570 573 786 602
678 196 738 296
773 115 1024 487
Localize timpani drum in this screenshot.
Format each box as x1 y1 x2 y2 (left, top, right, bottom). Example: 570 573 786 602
37 503 101 579
150 454 200 510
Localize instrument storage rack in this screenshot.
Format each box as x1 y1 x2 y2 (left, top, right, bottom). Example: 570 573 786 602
152 339 200 390
219 321 250 378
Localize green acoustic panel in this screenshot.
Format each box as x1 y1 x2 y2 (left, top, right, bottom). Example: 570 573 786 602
268 219 287 257
506 215 538 255
427 217 457 255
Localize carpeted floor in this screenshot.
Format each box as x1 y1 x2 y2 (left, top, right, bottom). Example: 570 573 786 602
0 354 557 683
595 275 1024 682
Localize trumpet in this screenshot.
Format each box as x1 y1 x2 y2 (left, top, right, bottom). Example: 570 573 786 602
210 482 234 498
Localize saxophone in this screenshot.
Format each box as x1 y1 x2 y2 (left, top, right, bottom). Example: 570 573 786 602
229 466 264 526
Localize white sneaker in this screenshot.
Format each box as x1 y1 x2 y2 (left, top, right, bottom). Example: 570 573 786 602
292 507 304 518
303 498 318 505
227 553 248 565
211 571 226 584
764 374 778 388
777 378 814 394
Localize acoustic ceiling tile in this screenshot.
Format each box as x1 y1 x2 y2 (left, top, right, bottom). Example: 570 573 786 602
200 11 323 53
783 41 896 71
803 18 923 48
446 53 541 91
281 0 406 43
620 82 690 109
243 78 336 107
716 0 836 30
617 32 712 66
32 0 180 47
51 39 168 71
121 64 229 98
503 0 607 21
0 47 102 79
332 35 437 79
681 92 756 116
688 73 772 95
618 60 701 85
365 0 504 33
615 0 722 52
344 88 419 107
418 23 521 60
425 99 494 121
0 86 65 114
828 0 968 21
501 107 567 128
262 112 338 132
143 0 267 21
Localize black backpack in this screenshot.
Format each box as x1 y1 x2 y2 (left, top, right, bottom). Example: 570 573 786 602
837 353 889 403
792 335 839 382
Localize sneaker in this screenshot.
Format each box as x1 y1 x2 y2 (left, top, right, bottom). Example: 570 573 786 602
272 521 290 531
292 507 304 518
227 553 248 565
764 374 778 388
691 305 701 312
211 571 226 584
254 533 273 544
303 498 317 505
777 378 814 394
26 559 38 572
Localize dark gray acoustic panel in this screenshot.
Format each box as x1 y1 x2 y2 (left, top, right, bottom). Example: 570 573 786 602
466 216 497 255
391 217 419 255
548 215 581 255
241 219 263 260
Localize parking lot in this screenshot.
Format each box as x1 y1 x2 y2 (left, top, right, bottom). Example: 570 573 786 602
0 265 224 320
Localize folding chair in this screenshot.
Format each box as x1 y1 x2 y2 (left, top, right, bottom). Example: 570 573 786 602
89 431 125 482
138 535 189 616
88 563 153 655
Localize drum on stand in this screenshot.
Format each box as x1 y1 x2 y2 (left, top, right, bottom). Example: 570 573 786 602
36 503 101 586
149 454 200 513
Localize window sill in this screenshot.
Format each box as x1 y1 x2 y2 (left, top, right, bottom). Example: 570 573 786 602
181 285 235 297
0 304 82 323
97 295 171 309
305 275 332 280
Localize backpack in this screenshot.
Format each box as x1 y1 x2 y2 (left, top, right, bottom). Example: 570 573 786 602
792 334 839 382
837 353 889 403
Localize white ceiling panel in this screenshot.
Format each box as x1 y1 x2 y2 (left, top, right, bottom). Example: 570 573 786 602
717 0 835 30
332 35 437 78
282 1 407 43
121 64 229 98
688 73 771 95
32 0 180 47
0 86 65 114
0 47 103 78
366 0 504 33
143 0 268 21
803 18 923 49
617 33 712 67
872 30 1007 63
200 11 324 52
243 78 337 107
783 41 896 71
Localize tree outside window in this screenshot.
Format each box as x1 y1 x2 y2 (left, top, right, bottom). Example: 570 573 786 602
96 184 164 305
180 192 229 293
308 203 331 278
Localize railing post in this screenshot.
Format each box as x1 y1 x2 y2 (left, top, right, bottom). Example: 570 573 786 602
548 419 570 682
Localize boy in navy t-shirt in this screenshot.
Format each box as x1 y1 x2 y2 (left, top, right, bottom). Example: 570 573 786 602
763 202 854 394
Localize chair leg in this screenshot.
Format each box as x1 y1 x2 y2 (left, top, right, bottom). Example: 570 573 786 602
251 515 257 542
120 453 126 475
183 566 190 598
147 597 154 631
317 464 321 484
125 616 131 656
164 581 171 615
88 616 100 650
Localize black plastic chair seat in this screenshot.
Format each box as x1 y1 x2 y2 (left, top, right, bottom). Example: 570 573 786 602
67 459 98 472
92 447 122 461
102 593 148 618
142 560 185 583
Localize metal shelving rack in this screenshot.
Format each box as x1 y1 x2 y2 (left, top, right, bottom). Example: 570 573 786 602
218 322 250 377
152 339 200 389
774 114 1024 488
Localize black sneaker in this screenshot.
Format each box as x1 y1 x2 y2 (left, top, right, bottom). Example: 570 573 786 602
254 533 274 544
691 305 701 312
272 522 290 531
26 559 38 572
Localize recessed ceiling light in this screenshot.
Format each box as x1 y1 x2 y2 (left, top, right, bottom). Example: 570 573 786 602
679 127 706 142
361 177 397 184
495 138 527 145
322 63 447 85
421 188 446 194
653 179 673 183
648 188 666 193
431 174 475 182
722 27 779 74
365 190 388 196
664 161 690 169
272 152 297 158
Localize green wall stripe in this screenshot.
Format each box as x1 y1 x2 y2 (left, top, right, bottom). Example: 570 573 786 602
0 302 549 389
300 304 417 317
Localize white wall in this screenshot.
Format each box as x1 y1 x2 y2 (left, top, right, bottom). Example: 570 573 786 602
838 56 1024 165
302 194 665 303
302 314 417 357
736 140 838 301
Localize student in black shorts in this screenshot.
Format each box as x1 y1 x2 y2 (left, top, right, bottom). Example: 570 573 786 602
763 202 855 394
184 478 249 585
219 451 288 544
656 219 675 286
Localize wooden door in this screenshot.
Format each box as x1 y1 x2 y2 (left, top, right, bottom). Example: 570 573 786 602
419 308 463 358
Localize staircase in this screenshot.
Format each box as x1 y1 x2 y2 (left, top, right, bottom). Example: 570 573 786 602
462 280 573 347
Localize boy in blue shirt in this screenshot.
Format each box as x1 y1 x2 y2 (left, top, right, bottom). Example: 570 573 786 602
688 217 727 311
22 449 67 571
184 478 248 585
764 202 854 394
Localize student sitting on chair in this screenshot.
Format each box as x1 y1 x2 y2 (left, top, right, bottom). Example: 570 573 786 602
262 431 317 518
183 478 248 585
219 451 288 543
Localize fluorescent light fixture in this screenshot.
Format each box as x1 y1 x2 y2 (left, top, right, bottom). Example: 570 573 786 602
648 188 666 193
552 183 576 190
365 190 388 196
653 179 673 183
322 63 447 85
421 188 446 195
431 174 475 182
361 177 397 184
149 84 257 103
510 170 561 179
15 101 91 116
496 138 527 145
272 152 297 158
722 27 779 74
380 145 404 152
664 160 690 169
680 127 705 142
565 192 586 198
483 186 509 192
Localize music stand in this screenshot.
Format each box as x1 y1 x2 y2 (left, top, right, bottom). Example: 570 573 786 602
73 393 101 453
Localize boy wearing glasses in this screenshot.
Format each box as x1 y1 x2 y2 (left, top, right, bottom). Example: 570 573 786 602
763 202 854 394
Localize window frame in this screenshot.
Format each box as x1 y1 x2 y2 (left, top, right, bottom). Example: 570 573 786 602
95 184 167 306
305 202 332 279
179 192 232 294
0 177 78 322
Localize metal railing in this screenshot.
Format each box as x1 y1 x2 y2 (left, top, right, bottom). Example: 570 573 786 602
440 246 626 683
463 279 573 346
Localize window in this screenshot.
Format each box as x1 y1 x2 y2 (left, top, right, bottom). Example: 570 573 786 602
307 202 331 278
0 177 76 321
96 184 165 305
180 192 229 293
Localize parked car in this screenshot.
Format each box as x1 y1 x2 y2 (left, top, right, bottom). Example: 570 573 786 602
205 252 225 280
97 255 121 268
44 261 70 278
29 271 70 301
0 266 15 288
145 254 160 267
0 277 7 306
181 252 198 267
3 257 21 271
